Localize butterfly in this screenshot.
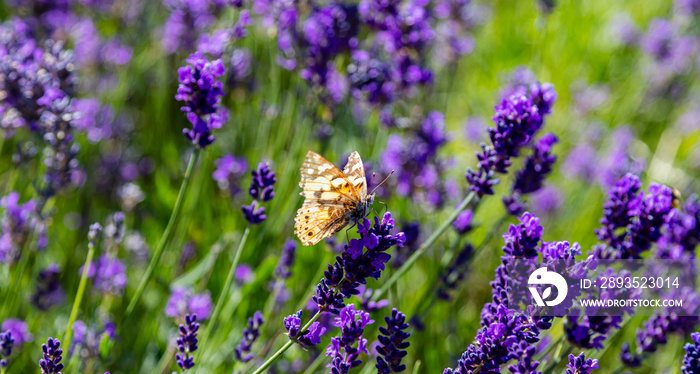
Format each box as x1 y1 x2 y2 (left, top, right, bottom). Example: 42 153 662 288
294 151 375 246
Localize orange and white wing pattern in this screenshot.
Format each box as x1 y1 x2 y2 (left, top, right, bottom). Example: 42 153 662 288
294 151 360 246
342 151 368 197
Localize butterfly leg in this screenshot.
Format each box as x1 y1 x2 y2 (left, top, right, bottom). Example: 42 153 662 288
375 200 388 216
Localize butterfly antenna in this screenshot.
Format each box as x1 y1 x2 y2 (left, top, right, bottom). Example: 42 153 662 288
369 172 376 190
371 170 395 194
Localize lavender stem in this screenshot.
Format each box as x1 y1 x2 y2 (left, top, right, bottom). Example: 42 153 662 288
197 224 251 370
250 310 322 374
372 191 477 301
125 149 201 318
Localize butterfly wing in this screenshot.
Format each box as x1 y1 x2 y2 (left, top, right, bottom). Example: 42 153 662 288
295 151 361 246
342 151 368 197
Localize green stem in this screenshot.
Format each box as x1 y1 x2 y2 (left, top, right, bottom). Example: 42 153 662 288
125 149 200 318
251 310 322 374
198 225 251 368
63 241 97 351
372 191 477 301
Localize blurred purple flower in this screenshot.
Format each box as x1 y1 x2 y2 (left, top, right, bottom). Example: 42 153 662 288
213 154 248 197
80 254 128 295
0 192 46 264
463 116 486 143
597 126 645 189
235 264 255 284
609 12 640 46
236 311 264 362
162 0 229 54
380 111 453 208
31 264 65 311
165 287 213 320
530 186 562 216
1 319 33 346
676 104 700 134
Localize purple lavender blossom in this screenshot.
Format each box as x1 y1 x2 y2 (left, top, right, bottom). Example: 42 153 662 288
683 332 700 374
0 192 45 263
71 320 116 359
380 111 453 208
235 311 264 362
175 314 199 371
466 82 557 196
235 264 256 284
175 51 226 148
503 133 558 215
359 0 434 93
325 304 374 372
197 11 253 58
445 212 598 374
284 310 327 348
242 162 277 224
313 212 405 314
213 154 248 197
249 162 277 201
275 238 298 279
348 50 396 106
39 337 64 374
165 287 213 320
565 353 598 374
80 254 128 295
563 143 598 183
597 126 645 188
530 186 562 216
610 12 640 46
31 264 66 311
1 319 33 346
677 0 700 14
0 330 13 368
162 0 228 54
596 174 675 259
463 116 486 143
376 308 410 374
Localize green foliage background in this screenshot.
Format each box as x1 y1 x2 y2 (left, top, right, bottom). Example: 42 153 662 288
0 0 698 373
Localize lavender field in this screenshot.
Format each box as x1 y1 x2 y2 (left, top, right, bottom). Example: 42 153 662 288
1 0 700 373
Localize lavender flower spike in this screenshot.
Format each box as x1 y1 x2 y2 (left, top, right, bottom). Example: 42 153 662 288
376 308 411 374
284 310 327 348
236 311 264 362
466 82 557 197
683 332 700 374
175 52 226 148
326 304 374 373
565 352 599 374
0 330 13 368
242 163 277 224
39 337 64 374
175 314 199 371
